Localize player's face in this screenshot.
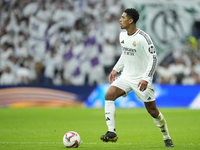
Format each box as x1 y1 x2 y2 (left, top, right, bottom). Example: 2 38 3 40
119 12 132 29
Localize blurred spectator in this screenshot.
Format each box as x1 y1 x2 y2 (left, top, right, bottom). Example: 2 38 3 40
65 4 77 28
6 13 22 35
168 58 185 84
34 61 43 84
15 41 28 58
23 0 38 17
193 57 200 79
53 70 63 85
107 0 122 17
52 2 67 23
20 18 29 34
5 55 18 73
47 0 57 14
0 43 14 67
42 48 62 85
156 61 173 84
24 55 37 82
35 0 51 22
1 17 10 33
0 66 16 85
102 13 120 43
16 63 31 84
101 39 116 76
182 66 199 85
0 26 12 45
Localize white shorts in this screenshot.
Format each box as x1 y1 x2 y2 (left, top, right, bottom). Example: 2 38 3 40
111 76 155 102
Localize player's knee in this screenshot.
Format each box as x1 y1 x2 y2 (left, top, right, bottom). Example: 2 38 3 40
147 108 159 118
105 92 115 100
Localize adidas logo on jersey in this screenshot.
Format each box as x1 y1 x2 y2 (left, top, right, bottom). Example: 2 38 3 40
121 40 124 44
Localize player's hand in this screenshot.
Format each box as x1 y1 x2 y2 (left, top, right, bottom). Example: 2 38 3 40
138 80 148 92
109 70 117 84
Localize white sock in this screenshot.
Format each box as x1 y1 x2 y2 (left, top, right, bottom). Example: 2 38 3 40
105 100 116 133
153 112 171 140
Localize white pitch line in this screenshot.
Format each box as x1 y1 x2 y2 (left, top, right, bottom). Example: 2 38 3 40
2 142 200 146
1 142 62 145
1 142 132 145
81 142 97 144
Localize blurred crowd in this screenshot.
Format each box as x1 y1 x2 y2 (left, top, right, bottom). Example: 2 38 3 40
155 18 200 85
0 0 200 86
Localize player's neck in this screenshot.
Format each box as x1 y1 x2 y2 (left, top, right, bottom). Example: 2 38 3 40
126 26 138 36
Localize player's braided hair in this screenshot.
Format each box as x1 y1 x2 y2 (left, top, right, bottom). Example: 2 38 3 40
124 8 140 24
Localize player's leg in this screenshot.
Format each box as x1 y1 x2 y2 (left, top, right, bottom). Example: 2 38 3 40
101 85 125 142
132 83 174 147
105 85 125 132
144 101 174 147
101 77 132 142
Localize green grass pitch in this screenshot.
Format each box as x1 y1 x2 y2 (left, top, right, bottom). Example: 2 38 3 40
0 108 200 150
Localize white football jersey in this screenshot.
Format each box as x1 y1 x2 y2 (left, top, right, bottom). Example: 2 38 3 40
113 29 158 84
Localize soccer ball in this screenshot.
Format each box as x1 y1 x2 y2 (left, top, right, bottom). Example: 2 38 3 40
63 131 81 148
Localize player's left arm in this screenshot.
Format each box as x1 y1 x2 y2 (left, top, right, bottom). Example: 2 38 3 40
138 36 158 91
142 37 158 83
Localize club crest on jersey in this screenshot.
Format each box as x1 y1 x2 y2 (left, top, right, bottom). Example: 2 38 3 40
132 41 136 47
148 46 156 54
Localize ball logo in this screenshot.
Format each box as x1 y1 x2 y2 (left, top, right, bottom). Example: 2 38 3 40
148 46 156 54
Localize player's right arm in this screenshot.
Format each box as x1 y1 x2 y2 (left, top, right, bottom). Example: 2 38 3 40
109 70 118 84
113 53 124 73
110 53 124 84
112 31 124 73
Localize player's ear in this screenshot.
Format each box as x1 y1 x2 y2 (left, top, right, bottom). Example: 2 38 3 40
129 18 134 24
